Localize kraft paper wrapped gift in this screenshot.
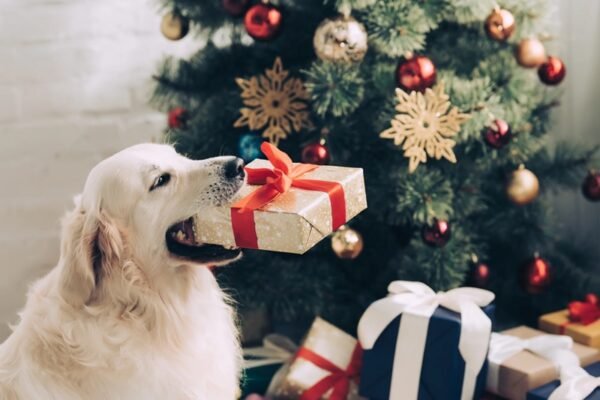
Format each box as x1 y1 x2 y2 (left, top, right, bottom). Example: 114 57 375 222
194 143 367 254
539 296 600 349
527 362 600 400
357 281 495 400
269 317 364 400
486 326 600 400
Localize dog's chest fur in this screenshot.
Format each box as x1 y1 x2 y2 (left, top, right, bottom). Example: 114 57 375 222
0 268 241 400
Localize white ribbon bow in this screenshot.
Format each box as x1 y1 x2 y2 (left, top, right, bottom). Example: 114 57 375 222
358 281 495 400
549 365 600 400
486 332 579 393
243 334 298 369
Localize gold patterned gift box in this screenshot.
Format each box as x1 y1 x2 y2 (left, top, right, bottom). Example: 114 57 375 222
194 143 367 254
268 317 364 400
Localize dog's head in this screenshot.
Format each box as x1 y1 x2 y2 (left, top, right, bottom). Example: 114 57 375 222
59 143 245 305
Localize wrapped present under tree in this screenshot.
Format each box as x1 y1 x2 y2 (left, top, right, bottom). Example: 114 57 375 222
357 281 495 400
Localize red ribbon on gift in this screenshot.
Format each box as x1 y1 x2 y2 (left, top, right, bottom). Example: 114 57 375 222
230 142 347 249
296 344 362 400
560 294 600 334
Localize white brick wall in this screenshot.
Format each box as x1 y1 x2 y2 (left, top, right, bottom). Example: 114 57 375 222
0 0 199 340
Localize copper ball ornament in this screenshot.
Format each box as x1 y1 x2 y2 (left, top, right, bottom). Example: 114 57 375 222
244 3 282 41
313 15 368 63
538 56 566 85
483 119 511 149
582 170 600 201
421 219 451 247
396 56 437 93
485 8 515 42
520 255 552 294
331 226 364 260
160 11 190 41
516 38 546 68
301 142 331 165
507 166 540 205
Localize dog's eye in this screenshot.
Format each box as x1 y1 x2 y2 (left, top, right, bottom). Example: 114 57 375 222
150 173 171 191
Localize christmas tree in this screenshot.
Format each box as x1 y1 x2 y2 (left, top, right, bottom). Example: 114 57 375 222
152 0 600 336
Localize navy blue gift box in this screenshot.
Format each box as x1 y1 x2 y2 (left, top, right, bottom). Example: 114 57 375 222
359 304 495 400
527 362 600 400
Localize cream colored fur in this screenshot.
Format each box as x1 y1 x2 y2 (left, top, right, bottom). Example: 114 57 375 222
0 144 243 400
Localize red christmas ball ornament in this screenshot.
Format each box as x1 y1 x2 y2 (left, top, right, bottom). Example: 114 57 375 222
396 56 437 93
222 0 250 17
538 56 566 85
167 107 189 129
421 219 451 247
520 255 552 294
483 119 511 149
244 3 282 41
582 170 600 201
301 141 331 165
470 261 491 288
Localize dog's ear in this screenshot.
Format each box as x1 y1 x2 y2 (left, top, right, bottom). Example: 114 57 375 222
59 205 124 306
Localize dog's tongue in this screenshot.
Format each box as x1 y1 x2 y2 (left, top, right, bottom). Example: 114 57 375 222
170 218 197 246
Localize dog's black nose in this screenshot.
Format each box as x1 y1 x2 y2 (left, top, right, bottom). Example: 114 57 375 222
224 157 245 180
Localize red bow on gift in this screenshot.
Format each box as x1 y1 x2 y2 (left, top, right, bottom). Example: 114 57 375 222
569 294 600 325
230 142 347 249
296 344 362 400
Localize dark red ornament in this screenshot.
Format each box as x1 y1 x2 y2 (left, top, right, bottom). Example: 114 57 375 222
222 0 250 16
483 119 511 149
582 170 600 201
396 56 437 93
167 107 188 129
538 56 566 85
520 255 552 294
301 142 331 165
244 3 282 41
421 219 451 247
470 262 491 288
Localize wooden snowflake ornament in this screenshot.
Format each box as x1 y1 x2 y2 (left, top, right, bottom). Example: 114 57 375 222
380 84 470 173
234 57 313 145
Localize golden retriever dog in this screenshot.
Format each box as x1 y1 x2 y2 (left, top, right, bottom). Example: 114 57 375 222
0 144 245 400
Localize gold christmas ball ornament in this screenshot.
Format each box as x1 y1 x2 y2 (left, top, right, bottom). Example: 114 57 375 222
485 8 515 42
313 15 368 63
507 165 540 205
331 226 364 260
516 38 546 68
160 11 189 41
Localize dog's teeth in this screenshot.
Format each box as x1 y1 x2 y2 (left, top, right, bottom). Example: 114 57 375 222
176 230 187 241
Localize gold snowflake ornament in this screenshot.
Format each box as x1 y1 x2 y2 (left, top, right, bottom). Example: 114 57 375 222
380 84 470 173
234 57 313 145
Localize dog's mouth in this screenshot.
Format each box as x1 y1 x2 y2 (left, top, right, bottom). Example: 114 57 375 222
166 217 241 264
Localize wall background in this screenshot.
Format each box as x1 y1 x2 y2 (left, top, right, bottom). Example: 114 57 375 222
0 1 598 341
0 0 199 340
